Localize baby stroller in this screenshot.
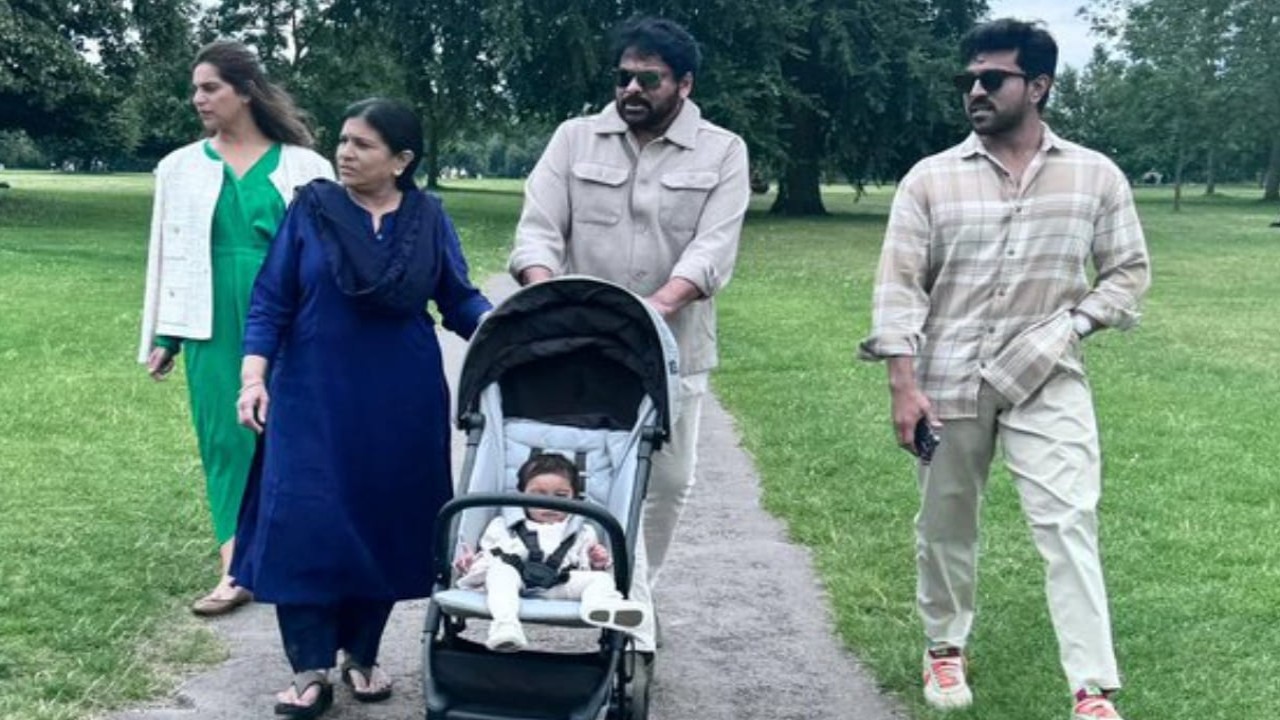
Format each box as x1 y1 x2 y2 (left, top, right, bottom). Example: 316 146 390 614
423 276 679 720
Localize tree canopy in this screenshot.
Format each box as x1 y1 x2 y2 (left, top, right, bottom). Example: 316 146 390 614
4 0 1278 210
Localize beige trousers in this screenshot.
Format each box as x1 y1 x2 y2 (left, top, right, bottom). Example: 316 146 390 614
627 372 708 652
916 372 1121 692
642 372 709 581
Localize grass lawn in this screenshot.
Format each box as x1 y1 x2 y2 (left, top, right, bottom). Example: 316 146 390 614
1 169 1277 720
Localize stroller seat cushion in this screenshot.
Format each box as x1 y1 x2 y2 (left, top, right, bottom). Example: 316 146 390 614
503 419 634 513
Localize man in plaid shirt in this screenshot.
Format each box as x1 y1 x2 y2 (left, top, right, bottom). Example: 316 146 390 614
859 19 1150 720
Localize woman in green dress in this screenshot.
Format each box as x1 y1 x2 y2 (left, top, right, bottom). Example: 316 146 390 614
138 40 333 616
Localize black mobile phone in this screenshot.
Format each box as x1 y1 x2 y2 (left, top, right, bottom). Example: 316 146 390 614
914 418 941 464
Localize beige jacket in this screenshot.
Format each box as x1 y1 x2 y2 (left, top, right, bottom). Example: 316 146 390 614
509 101 749 374
136 141 333 362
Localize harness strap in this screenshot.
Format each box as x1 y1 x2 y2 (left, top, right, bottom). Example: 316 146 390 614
495 521 579 589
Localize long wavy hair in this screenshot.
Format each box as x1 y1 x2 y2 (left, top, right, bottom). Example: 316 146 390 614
192 40 314 147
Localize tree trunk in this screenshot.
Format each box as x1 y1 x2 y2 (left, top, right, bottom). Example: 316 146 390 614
1204 144 1216 195
424 113 441 190
1173 144 1186 212
770 100 826 216
1264 136 1280 201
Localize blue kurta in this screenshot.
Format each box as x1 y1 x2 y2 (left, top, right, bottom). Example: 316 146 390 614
232 188 491 604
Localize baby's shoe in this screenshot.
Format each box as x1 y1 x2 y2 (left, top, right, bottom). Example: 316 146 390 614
485 620 528 652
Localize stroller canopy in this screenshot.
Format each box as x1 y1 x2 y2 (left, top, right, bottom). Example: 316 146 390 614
457 276 680 437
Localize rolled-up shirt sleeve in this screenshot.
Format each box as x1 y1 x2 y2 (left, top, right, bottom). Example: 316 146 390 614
670 136 749 297
858 170 931 361
509 124 573 279
1076 167 1150 331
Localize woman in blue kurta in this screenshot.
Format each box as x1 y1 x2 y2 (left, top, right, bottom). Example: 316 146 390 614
233 98 491 718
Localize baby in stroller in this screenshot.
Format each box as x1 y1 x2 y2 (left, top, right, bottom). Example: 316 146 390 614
454 452 648 652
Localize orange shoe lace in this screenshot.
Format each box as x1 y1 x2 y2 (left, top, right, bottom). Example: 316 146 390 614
1074 690 1120 719
926 653 966 690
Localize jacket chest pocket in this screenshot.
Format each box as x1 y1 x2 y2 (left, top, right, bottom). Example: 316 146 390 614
571 162 629 226
660 171 718 236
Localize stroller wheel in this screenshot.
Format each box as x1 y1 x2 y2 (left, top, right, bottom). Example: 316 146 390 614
623 653 653 720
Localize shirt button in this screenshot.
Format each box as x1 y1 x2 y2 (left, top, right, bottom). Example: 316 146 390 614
1006 249 1015 256
987 326 996 334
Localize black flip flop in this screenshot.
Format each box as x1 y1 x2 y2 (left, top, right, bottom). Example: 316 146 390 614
341 663 393 703
273 673 333 719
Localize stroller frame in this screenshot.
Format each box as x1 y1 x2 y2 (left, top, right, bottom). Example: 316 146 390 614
422 277 677 720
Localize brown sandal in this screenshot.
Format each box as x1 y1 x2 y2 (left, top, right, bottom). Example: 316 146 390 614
190 587 252 617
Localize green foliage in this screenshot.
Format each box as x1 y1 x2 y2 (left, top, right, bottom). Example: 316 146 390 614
0 130 46 168
0 0 138 153
442 128 556 179
202 0 307 72
1074 0 1280 201
387 0 506 187
286 2 408 154
771 0 987 214
13 0 1280 210
130 0 202 162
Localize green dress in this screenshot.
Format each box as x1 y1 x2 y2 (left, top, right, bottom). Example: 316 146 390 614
158 142 285 544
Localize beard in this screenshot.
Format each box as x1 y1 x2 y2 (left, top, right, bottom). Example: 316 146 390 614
616 94 681 131
967 99 1026 136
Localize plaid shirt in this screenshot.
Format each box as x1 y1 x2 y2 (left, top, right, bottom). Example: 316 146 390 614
859 125 1150 418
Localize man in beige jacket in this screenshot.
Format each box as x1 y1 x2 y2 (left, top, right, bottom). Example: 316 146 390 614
509 16 750 660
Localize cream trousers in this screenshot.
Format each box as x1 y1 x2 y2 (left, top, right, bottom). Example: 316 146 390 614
916 372 1121 692
628 371 708 652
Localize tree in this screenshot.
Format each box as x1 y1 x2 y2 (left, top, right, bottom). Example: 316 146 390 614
203 0 311 74
770 0 986 215
385 0 504 189
130 0 202 161
1080 0 1269 207
0 0 139 152
287 1 407 152
1226 0 1280 200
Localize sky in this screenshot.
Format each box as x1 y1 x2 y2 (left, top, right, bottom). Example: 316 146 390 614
984 0 1108 70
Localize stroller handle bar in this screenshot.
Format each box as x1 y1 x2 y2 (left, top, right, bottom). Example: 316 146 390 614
433 493 634 596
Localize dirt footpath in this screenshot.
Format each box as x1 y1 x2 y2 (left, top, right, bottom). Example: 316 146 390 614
106 275 904 720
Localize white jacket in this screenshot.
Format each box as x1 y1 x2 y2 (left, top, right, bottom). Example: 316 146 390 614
456 516 606 590
136 140 334 362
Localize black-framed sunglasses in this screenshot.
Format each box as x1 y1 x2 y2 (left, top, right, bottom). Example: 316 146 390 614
615 69 665 91
952 69 1028 94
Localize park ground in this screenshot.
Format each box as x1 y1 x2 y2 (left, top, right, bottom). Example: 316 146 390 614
1 172 1278 720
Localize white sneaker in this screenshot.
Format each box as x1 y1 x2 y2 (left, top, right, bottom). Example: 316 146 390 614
922 646 973 710
485 620 528 652
580 597 647 634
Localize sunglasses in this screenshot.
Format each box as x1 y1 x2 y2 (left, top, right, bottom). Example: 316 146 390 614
952 69 1028 94
615 69 665 91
